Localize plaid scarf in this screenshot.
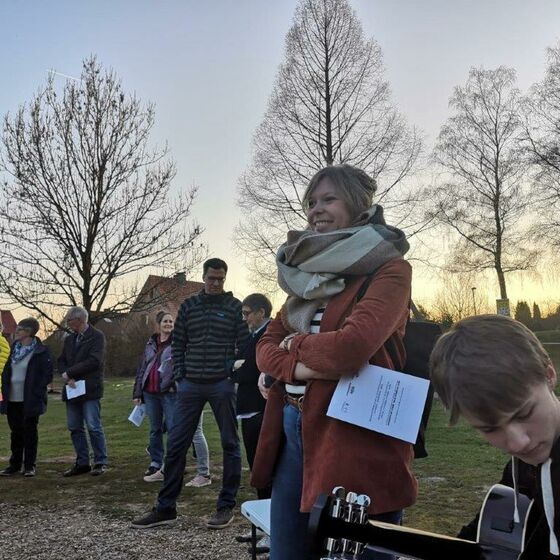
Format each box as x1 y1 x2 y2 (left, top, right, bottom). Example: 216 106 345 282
277 205 409 333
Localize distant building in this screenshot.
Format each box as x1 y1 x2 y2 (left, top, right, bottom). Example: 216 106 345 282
43 274 205 377
131 272 204 324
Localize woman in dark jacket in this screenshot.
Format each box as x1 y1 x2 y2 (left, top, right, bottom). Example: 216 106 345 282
0 318 53 477
133 311 212 484
133 311 177 481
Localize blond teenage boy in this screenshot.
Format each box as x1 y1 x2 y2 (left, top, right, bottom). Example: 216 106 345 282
430 314 560 559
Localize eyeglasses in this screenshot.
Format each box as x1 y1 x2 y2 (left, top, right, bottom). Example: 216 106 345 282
241 309 254 318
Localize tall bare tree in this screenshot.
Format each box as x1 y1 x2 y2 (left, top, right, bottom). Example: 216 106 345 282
429 66 536 300
0 57 204 326
237 0 422 290
523 43 560 247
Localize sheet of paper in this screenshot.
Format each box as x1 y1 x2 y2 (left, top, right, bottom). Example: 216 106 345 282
327 364 430 444
65 379 86 400
128 404 146 427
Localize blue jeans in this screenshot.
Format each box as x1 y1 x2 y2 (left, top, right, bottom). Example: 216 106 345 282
157 378 240 513
143 391 177 470
65 399 108 466
270 404 402 560
193 412 210 476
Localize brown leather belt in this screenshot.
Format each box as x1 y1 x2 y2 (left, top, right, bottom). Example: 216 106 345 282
284 393 304 412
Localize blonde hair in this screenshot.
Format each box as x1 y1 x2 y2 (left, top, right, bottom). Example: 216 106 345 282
302 164 377 222
430 314 551 425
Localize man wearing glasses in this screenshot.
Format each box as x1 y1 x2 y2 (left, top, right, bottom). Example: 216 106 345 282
232 293 273 553
59 306 108 477
132 258 249 530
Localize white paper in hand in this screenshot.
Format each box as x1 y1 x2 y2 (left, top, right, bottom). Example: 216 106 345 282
327 364 430 444
66 379 86 400
128 404 146 427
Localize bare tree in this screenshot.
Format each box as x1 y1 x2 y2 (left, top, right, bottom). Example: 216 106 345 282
430 271 490 324
429 67 536 300
0 57 204 326
237 0 423 290
523 44 560 247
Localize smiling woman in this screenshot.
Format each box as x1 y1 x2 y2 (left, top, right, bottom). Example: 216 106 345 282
252 164 415 560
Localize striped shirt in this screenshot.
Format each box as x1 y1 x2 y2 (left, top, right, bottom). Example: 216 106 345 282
286 307 325 395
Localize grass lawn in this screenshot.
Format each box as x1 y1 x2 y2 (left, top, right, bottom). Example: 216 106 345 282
0 377 520 535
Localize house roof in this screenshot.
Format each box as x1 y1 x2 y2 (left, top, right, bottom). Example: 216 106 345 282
132 274 204 318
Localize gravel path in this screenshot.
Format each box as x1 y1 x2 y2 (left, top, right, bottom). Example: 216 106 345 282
0 504 259 560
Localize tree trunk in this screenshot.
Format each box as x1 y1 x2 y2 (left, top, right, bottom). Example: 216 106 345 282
496 266 508 300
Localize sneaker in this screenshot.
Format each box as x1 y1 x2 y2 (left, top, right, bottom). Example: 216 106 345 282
144 465 159 477
23 467 36 477
185 474 212 488
131 507 178 529
236 528 265 543
0 465 21 476
206 507 234 529
90 464 107 476
63 463 91 477
250 535 271 554
143 469 164 482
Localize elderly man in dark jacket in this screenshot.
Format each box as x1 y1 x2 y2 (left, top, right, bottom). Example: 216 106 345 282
58 306 108 477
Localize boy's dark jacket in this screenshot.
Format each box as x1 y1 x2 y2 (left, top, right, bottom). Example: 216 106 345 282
459 439 560 559
0 338 54 417
58 325 105 402
230 324 268 415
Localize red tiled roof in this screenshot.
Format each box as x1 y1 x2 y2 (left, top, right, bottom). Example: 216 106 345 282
132 274 204 318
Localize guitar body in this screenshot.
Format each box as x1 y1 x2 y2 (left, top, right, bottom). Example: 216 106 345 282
308 485 532 560
477 484 532 556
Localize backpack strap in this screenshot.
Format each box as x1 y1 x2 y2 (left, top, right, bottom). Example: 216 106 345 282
356 274 407 371
355 274 374 303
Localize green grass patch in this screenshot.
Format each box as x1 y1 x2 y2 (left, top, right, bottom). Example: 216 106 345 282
535 330 560 343
0 379 256 518
0 379 510 535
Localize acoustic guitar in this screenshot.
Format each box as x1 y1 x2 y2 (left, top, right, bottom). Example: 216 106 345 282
307 484 533 559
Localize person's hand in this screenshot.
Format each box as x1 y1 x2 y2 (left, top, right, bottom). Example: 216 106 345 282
61 372 69 382
233 359 245 371
67 378 76 389
293 362 334 381
133 398 142 406
258 372 270 400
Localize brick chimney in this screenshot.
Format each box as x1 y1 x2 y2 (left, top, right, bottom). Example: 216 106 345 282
173 271 187 285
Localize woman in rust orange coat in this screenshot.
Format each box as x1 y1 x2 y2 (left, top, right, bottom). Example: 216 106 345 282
252 164 417 560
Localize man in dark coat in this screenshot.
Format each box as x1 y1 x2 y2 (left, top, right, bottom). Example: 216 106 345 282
232 293 272 497
58 306 108 477
232 293 272 552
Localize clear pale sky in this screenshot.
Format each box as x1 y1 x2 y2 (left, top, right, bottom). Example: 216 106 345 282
1 0 559 308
